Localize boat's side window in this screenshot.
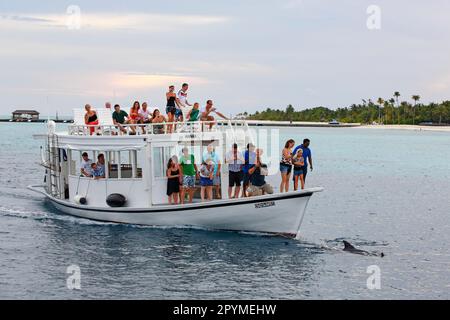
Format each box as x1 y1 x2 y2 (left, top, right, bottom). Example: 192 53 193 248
108 150 143 179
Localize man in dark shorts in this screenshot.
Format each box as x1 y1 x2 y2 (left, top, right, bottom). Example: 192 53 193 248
226 143 244 198
293 138 313 181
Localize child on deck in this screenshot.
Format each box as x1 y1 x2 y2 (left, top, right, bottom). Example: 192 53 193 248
199 159 214 201
292 148 305 190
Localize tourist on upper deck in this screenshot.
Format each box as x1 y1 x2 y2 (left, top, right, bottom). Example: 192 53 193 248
130 101 141 122
166 156 180 205
242 143 256 197
84 104 99 135
292 148 305 190
151 109 166 134
187 103 201 122
280 139 295 193
247 149 273 197
293 138 313 183
139 102 152 123
202 144 222 199
177 83 192 121
179 147 199 204
112 104 134 134
96 154 106 179
200 100 229 130
81 152 93 177
166 85 181 133
139 102 151 134
225 143 244 199
199 159 214 202
105 102 113 114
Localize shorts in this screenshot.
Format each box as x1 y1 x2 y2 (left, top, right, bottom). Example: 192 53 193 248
229 171 243 187
280 163 292 174
243 172 252 186
182 175 195 188
200 177 213 187
175 108 183 119
293 167 304 177
247 183 274 197
166 106 176 115
213 175 221 186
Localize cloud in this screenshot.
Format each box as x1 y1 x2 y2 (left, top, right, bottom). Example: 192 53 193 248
110 72 208 89
0 12 230 31
283 0 304 9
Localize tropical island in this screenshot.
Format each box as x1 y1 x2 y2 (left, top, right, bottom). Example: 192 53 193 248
244 93 450 126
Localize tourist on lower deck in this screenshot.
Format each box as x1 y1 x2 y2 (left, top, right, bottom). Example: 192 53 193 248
293 138 313 183
225 143 244 199
80 152 93 177
242 143 256 197
179 147 199 204
96 154 106 179
151 109 166 134
91 163 104 180
199 160 214 202
292 148 305 190
84 104 99 135
247 149 273 197
280 139 295 193
202 144 221 199
166 156 180 205
112 104 133 134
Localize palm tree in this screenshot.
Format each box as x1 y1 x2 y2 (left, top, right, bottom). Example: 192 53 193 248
394 92 401 124
411 95 420 125
376 97 384 124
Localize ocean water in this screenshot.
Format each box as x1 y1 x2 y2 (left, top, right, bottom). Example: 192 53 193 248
0 122 449 299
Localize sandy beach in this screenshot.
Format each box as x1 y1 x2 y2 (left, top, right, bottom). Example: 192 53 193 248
358 124 450 133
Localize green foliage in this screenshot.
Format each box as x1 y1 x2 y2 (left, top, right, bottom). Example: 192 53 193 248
247 99 450 125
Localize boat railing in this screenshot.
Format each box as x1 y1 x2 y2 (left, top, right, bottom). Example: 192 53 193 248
67 120 250 136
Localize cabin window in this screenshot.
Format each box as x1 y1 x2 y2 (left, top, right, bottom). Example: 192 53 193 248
109 150 143 179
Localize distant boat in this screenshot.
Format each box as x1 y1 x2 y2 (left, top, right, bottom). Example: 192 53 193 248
329 119 340 125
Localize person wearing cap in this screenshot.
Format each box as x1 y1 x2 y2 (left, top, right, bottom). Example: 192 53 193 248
247 148 273 196
242 143 256 197
225 143 244 198
80 152 93 177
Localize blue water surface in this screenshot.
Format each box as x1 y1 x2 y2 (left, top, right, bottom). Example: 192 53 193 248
0 123 449 299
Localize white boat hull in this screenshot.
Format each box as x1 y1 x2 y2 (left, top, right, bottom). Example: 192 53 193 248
29 186 322 238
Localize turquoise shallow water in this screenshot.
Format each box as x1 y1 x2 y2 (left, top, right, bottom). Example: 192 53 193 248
0 123 449 299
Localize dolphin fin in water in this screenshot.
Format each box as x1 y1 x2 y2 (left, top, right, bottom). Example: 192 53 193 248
343 240 385 257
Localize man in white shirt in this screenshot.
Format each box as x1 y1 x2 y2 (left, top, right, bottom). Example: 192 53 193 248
177 83 192 121
80 152 93 177
139 102 151 123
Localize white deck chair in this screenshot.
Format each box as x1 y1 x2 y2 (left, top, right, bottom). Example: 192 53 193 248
72 108 87 135
96 109 115 135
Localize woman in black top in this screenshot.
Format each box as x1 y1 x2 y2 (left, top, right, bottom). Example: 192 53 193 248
167 156 181 204
166 85 180 133
84 104 99 135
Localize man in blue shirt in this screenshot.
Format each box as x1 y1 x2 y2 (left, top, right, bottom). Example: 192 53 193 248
242 143 256 197
293 139 313 181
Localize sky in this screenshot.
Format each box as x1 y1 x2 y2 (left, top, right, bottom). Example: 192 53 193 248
0 0 449 116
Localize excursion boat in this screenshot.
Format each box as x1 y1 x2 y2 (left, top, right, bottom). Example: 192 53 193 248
28 113 323 238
